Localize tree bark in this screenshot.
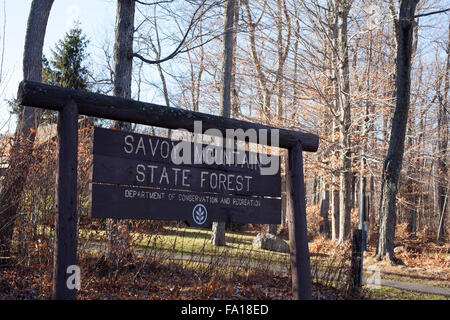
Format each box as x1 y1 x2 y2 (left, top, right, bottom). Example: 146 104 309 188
107 0 135 264
231 1 240 118
331 173 340 241
319 178 330 237
113 0 135 103
0 0 54 262
211 0 236 246
360 28 373 225
377 0 418 262
326 0 340 242
244 0 270 120
437 22 449 242
274 0 291 121
336 0 353 244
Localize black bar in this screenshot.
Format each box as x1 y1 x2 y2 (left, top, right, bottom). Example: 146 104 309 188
17 81 319 151
53 100 79 300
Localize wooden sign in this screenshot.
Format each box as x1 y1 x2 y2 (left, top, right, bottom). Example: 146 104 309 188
90 127 282 226
18 80 318 300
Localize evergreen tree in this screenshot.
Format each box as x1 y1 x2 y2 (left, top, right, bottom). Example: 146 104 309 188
10 24 89 123
43 24 89 90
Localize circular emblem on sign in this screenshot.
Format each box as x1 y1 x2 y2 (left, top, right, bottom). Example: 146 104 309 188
192 204 207 225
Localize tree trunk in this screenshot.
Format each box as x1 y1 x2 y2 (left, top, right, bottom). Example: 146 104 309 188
359 29 371 226
107 0 135 264
327 0 339 242
377 0 418 262
384 0 400 144
113 0 134 102
319 178 330 237
0 0 54 263
406 112 417 236
211 0 236 246
231 1 240 118
331 174 340 241
437 22 449 242
336 0 353 244
312 177 319 206
274 0 291 121
405 14 419 237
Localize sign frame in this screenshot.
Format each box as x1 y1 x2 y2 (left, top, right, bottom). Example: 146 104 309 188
17 80 318 300
89 127 282 226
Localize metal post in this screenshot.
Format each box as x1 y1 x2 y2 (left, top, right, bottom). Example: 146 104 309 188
53 100 79 300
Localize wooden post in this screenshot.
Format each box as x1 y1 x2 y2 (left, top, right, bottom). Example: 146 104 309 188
350 229 363 291
53 100 79 300
359 177 367 229
18 81 319 151
287 142 312 300
17 81 320 299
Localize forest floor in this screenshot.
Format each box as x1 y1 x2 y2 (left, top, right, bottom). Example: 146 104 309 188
0 223 448 300
79 238 450 298
0 249 356 300
309 224 449 298
362 225 449 290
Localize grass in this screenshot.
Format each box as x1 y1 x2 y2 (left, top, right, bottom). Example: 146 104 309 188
30 224 449 300
78 225 292 268
363 271 450 289
367 286 449 300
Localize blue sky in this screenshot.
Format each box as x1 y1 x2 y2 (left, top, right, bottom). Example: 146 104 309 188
0 0 116 133
0 1 448 135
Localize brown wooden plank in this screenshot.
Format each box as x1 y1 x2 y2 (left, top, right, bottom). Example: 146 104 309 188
93 127 281 176
92 154 281 197
17 80 319 151
90 184 281 225
350 229 363 291
287 142 312 300
53 100 79 300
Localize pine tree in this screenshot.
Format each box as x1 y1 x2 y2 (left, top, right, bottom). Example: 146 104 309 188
10 24 89 123
44 24 89 90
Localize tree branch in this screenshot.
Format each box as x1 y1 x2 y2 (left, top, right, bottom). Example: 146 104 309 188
414 7 450 19
132 0 215 64
134 0 174 6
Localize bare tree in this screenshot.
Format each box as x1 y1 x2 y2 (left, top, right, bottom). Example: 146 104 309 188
210 0 236 247
108 0 136 265
242 0 291 125
133 0 219 66
114 0 135 104
437 21 449 242
335 0 353 244
377 0 419 262
0 0 54 263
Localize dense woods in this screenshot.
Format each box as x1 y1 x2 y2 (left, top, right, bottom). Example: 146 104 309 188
0 0 448 300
